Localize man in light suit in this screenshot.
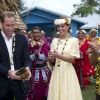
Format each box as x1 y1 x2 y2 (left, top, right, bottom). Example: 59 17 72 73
0 11 32 100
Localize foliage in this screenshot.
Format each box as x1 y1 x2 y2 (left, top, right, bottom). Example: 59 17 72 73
72 0 100 17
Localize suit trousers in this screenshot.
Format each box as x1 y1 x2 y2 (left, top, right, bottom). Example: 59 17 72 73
0 80 26 100
96 94 100 100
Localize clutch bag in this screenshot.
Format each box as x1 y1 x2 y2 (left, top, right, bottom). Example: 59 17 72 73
16 67 29 79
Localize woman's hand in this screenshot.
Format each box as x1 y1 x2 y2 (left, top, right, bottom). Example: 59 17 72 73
89 42 100 53
48 51 59 60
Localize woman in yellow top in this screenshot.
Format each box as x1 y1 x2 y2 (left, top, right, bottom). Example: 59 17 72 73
89 41 100 100
47 17 83 100
86 28 100 42
86 29 100 66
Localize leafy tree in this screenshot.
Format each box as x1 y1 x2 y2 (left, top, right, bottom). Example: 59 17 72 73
71 0 100 17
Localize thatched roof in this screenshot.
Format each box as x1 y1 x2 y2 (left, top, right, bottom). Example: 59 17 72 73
0 0 22 13
14 12 27 29
0 0 26 30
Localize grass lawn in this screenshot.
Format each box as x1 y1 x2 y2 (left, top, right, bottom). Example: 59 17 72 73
82 82 96 100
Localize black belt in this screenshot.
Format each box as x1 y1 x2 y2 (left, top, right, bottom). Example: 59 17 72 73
36 63 46 68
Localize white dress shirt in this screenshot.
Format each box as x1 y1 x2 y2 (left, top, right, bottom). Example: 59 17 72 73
1 31 15 71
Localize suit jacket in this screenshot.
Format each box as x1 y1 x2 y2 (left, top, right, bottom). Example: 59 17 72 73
0 32 32 97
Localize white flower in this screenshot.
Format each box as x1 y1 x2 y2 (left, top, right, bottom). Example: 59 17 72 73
90 29 98 34
54 18 71 25
66 18 71 25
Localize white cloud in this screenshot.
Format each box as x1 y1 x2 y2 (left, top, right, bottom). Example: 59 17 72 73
23 0 81 16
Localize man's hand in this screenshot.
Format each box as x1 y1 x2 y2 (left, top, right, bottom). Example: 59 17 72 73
8 70 21 80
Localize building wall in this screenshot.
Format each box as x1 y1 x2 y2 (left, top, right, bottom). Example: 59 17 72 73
21 8 84 37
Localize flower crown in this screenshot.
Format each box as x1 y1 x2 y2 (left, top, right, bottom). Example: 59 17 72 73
76 29 86 34
90 29 98 34
54 18 71 25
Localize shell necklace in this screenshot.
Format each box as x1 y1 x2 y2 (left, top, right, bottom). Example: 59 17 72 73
56 35 71 67
56 35 71 55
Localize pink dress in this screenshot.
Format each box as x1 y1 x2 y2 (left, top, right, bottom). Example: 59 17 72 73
27 41 51 100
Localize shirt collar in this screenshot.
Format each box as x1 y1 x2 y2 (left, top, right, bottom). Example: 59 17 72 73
1 31 15 41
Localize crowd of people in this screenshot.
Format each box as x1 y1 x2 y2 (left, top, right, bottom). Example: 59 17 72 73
0 11 100 100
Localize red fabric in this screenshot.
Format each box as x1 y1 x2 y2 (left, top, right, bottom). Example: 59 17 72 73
74 39 94 87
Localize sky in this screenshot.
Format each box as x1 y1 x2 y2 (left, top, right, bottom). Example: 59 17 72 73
23 0 81 16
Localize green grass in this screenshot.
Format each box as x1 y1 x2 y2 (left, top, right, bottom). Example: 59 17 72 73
82 82 96 100
13 80 96 100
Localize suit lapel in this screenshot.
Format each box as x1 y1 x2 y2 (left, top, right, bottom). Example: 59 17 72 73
0 32 9 59
13 34 19 64
15 34 18 55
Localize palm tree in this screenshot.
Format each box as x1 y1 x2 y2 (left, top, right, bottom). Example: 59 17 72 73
0 0 23 13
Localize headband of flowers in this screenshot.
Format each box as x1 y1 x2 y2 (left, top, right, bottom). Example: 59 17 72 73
89 29 98 34
76 29 86 34
54 18 71 25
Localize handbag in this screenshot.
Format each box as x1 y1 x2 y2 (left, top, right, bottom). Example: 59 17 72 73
16 67 31 96
21 80 31 96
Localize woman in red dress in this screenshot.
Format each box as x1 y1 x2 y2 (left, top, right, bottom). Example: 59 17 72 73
74 29 94 88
